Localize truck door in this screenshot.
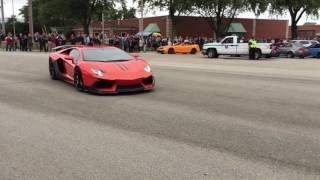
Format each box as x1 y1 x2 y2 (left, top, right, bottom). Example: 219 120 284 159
220 37 237 55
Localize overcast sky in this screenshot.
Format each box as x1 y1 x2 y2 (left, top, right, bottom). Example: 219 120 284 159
1 0 319 25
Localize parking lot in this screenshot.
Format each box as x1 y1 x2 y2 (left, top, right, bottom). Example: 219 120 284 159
1 51 320 180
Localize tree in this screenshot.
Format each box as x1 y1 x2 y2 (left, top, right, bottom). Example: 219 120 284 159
104 0 136 20
5 16 28 35
247 0 270 15
137 0 193 37
20 0 115 34
270 0 320 39
63 0 113 34
194 0 247 39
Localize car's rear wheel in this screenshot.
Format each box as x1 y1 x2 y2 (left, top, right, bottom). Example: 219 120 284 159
190 48 197 54
49 60 57 80
168 48 175 54
317 52 320 59
287 52 295 58
74 69 84 92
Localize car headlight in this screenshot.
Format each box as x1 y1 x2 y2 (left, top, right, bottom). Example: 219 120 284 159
91 68 105 77
144 65 151 73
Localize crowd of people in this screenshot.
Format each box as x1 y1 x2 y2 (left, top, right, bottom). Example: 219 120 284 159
0 31 212 53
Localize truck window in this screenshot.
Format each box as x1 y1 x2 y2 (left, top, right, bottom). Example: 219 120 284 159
222 37 234 44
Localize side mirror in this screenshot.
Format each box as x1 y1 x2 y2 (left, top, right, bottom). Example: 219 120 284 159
130 53 140 58
64 55 74 61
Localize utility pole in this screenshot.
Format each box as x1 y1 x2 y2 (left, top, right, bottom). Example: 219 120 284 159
12 0 15 36
28 0 33 36
139 0 144 35
0 0 5 34
102 12 105 36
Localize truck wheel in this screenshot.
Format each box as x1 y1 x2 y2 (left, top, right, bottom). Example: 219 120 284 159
255 49 262 60
208 49 217 58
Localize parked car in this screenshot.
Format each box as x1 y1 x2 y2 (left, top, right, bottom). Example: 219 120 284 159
308 44 320 58
202 36 273 59
290 40 319 48
157 42 200 54
276 42 309 58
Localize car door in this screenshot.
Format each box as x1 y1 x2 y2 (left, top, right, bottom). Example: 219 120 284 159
182 42 192 53
310 44 320 57
65 49 80 81
220 37 237 55
174 43 183 53
278 43 290 55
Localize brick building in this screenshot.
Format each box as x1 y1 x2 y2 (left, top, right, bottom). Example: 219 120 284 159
73 16 289 40
289 23 320 40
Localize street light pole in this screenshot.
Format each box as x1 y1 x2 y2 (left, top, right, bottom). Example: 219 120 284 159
0 0 5 34
28 0 33 37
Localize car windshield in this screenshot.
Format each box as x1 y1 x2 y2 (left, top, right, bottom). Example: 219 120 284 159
83 48 135 62
293 43 304 47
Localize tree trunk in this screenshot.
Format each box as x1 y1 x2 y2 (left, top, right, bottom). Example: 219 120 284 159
83 24 90 35
291 20 298 40
168 1 176 39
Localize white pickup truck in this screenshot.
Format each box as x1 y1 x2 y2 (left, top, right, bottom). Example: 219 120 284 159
201 36 273 59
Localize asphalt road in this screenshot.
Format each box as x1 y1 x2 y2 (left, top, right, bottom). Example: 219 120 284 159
1 51 320 180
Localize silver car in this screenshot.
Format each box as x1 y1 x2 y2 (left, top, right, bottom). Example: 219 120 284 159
277 43 310 58
290 40 319 48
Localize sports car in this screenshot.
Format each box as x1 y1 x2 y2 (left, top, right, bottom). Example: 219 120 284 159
157 42 200 54
49 46 155 94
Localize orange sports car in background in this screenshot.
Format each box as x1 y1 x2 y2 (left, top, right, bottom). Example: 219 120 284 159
157 42 201 54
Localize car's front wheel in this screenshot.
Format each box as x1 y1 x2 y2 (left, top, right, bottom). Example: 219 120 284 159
49 60 58 80
74 69 84 92
168 48 175 54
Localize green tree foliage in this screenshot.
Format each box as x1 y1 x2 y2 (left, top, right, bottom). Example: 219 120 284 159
104 0 136 20
193 0 247 39
5 16 28 35
136 0 193 37
248 0 270 15
19 0 135 34
270 0 320 39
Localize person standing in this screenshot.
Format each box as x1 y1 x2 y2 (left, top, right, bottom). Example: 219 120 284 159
248 37 257 60
5 33 12 51
39 34 45 52
22 34 28 51
27 34 33 52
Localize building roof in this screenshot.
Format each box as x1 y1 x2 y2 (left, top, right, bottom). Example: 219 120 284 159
228 23 247 33
144 23 160 33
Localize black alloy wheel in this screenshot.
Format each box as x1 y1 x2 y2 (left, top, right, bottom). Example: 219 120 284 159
168 48 175 54
190 48 197 54
74 69 84 92
49 60 57 80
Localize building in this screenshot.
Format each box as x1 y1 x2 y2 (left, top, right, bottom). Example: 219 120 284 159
289 23 320 40
73 16 289 40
